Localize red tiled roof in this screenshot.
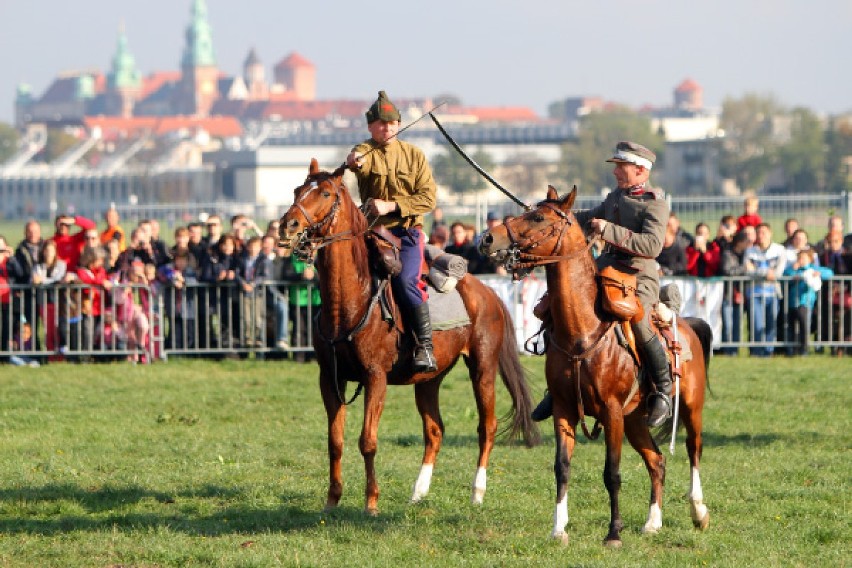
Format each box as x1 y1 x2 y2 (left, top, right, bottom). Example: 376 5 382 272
458 106 540 122
139 71 182 99
274 51 314 70
257 100 366 121
93 74 107 94
675 78 701 93
83 115 243 138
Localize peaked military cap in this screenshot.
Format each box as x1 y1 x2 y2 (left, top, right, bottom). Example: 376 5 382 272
365 90 401 123
606 141 656 170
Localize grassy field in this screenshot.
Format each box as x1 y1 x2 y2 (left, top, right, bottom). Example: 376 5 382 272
0 355 848 567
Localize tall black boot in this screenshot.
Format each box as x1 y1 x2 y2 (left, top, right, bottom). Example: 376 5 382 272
410 303 438 373
642 336 673 427
531 391 553 422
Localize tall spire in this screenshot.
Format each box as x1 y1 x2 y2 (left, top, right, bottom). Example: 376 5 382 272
108 24 141 90
181 0 216 68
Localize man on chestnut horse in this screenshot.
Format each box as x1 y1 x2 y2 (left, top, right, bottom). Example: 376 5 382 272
532 141 673 427
345 91 438 373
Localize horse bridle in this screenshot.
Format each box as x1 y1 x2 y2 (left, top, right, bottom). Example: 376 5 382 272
287 174 352 261
500 201 596 277
287 171 386 263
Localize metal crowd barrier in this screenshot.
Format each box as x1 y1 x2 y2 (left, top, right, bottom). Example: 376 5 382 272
3 282 156 364
1 275 850 363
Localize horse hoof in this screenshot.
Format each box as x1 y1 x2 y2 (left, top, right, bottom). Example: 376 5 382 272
693 511 710 530
551 531 570 545
641 525 660 535
603 538 623 549
365 507 379 517
471 488 486 505
322 503 338 513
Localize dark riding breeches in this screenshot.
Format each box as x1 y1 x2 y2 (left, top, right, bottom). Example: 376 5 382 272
389 226 428 309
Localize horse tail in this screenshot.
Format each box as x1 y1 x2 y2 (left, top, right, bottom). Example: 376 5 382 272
683 316 713 393
496 299 541 447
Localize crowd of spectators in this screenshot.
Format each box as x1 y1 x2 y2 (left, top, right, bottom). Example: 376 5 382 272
651 198 852 357
0 211 320 364
2 198 851 364
427 209 508 276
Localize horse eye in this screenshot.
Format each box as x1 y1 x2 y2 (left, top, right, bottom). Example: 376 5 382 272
322 191 331 198
532 214 545 223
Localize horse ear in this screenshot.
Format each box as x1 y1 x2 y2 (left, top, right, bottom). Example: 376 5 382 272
546 184 559 201
563 185 578 210
309 158 319 175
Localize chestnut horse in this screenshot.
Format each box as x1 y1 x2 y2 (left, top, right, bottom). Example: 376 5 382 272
479 186 710 546
278 159 540 515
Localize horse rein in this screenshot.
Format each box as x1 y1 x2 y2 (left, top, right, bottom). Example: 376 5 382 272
548 319 614 440
286 171 397 406
287 172 379 262
501 202 598 276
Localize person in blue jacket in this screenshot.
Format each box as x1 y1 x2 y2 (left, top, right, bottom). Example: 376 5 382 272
782 248 833 356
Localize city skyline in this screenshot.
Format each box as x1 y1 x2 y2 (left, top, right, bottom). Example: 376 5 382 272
1 0 849 125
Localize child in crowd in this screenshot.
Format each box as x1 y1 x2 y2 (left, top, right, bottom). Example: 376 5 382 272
783 249 833 356
159 251 197 350
737 196 762 231
112 259 151 362
10 321 40 367
238 236 269 347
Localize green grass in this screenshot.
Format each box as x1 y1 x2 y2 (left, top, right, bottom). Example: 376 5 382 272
0 355 848 567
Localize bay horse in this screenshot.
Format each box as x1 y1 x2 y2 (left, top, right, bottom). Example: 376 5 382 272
479 185 711 546
278 159 540 515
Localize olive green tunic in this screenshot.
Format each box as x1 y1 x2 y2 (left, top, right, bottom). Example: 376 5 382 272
351 138 437 229
575 186 669 341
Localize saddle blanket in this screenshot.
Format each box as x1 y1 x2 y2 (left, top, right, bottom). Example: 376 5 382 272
426 285 471 331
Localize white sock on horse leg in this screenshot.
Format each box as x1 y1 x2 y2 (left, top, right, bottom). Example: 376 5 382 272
690 466 708 523
551 494 569 539
410 463 434 503
471 466 487 504
642 502 663 534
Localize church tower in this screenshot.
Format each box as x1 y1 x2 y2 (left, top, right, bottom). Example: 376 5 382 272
176 0 219 116
105 25 142 117
273 52 316 101
243 48 268 100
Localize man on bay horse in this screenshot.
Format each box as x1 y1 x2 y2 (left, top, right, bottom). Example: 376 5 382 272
532 141 673 427
346 91 439 373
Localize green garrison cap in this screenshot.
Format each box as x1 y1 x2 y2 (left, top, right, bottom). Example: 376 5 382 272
365 90 401 123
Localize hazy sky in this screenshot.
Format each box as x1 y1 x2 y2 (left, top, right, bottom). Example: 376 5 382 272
0 0 849 124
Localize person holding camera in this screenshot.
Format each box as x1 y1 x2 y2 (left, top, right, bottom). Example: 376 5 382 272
53 214 96 269
686 222 721 277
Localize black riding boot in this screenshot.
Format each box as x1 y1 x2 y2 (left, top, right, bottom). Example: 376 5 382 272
410 303 438 373
531 391 553 422
642 336 673 427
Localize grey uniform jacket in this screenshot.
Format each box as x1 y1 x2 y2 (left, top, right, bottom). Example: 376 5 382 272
575 187 669 309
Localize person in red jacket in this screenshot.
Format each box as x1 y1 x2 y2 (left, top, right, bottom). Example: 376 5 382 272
0 236 24 353
686 222 722 277
73 246 113 319
736 196 762 232
53 214 96 269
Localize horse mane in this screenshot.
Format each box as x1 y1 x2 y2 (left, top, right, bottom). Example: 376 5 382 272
303 167 371 288
305 167 369 235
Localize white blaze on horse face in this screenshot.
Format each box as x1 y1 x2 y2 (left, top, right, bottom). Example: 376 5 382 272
471 466 487 504
410 463 434 503
642 503 663 534
551 494 569 539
